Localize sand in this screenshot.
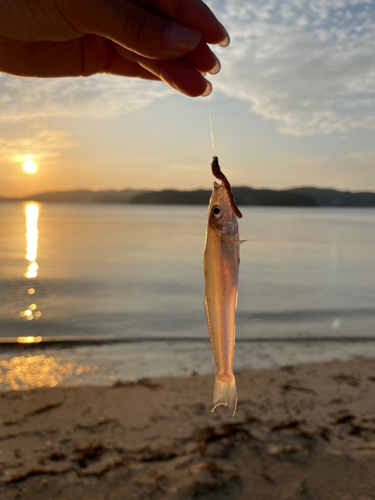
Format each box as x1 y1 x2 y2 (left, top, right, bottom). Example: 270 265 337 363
1 358 375 499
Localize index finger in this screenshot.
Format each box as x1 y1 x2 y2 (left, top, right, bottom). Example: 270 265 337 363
135 0 230 46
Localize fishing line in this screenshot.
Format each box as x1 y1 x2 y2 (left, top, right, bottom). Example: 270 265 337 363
206 96 216 157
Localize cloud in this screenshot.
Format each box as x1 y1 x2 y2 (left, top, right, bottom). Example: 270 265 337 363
0 74 172 121
209 0 375 136
1 1 374 139
0 124 78 162
348 150 375 165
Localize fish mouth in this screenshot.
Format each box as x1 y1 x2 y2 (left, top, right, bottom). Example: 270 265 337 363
211 157 242 219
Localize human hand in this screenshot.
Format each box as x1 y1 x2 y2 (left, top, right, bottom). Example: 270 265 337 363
0 0 229 97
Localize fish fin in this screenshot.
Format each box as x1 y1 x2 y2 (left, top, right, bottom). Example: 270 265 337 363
221 239 248 247
211 374 237 416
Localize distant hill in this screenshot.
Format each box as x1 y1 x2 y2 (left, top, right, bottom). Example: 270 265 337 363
131 189 213 205
1 186 375 207
289 187 375 207
131 188 318 207
131 186 375 207
233 187 318 207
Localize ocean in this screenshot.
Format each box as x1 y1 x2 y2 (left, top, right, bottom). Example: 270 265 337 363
0 202 375 390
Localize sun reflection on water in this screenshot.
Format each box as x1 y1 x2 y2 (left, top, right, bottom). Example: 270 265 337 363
25 203 39 278
20 203 42 320
0 355 99 390
17 336 43 344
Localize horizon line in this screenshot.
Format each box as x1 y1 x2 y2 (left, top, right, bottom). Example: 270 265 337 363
2 184 375 199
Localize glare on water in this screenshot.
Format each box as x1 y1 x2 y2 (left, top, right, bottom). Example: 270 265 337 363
25 203 39 278
20 203 42 320
0 355 99 390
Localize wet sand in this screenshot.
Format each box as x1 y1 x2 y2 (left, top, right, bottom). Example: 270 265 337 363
1 358 375 500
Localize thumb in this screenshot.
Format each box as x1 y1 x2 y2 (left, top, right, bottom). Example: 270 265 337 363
60 0 202 59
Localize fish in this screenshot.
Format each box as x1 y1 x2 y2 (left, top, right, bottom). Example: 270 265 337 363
204 156 243 416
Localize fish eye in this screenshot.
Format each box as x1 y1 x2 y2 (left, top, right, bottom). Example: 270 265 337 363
212 205 221 217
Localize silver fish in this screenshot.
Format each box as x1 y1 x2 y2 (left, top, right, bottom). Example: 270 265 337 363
204 157 243 416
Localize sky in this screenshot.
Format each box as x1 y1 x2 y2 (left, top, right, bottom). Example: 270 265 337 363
1 0 375 197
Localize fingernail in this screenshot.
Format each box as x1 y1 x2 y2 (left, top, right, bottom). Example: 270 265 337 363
218 27 230 47
208 56 221 75
202 80 212 97
163 26 201 51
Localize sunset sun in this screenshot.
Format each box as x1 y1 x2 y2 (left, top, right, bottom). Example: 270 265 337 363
23 161 37 174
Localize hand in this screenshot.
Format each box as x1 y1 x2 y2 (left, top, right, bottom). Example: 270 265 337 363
0 0 230 97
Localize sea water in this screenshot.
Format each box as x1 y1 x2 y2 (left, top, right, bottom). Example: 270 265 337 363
0 202 374 389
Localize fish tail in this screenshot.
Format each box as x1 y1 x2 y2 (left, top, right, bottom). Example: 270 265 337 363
211 374 237 416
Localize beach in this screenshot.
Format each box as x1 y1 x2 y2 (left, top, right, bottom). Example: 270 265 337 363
1 357 375 499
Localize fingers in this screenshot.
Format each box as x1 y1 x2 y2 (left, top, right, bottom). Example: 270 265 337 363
58 0 203 59
104 52 161 80
0 35 160 79
0 0 228 95
113 43 212 97
55 0 227 95
184 41 221 75
0 33 215 96
135 0 230 46
79 35 161 79
145 58 212 97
